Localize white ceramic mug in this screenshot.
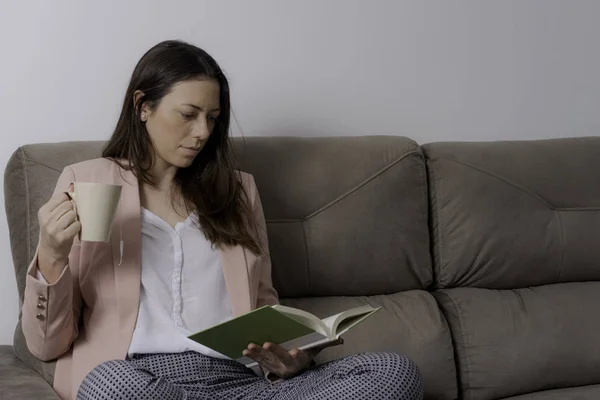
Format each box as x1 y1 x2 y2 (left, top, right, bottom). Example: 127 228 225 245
67 182 122 242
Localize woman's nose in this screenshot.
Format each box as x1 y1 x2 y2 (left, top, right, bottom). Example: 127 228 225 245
192 119 210 139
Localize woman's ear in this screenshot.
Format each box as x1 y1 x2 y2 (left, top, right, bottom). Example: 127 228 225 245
133 90 149 122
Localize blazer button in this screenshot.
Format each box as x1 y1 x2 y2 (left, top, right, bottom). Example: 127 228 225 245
36 313 45 320
38 295 46 302
36 303 45 310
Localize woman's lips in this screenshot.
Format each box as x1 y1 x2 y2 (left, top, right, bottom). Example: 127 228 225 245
180 146 200 156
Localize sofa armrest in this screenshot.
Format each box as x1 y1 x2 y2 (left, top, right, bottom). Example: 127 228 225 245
0 345 59 399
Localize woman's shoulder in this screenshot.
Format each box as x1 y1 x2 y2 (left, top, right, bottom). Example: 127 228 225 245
65 157 116 171
235 170 257 190
62 158 124 181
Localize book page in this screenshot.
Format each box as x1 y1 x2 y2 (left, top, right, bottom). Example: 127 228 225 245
272 305 329 337
320 305 378 334
335 312 375 337
321 312 346 335
335 307 381 337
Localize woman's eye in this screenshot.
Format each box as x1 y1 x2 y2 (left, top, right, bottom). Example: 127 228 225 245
181 113 195 120
208 115 219 121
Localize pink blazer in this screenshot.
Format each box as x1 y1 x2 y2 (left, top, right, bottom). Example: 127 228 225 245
21 158 279 400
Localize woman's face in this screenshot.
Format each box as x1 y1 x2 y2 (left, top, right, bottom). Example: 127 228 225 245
140 79 221 170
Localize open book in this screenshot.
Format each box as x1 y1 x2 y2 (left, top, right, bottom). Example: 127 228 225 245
188 304 381 368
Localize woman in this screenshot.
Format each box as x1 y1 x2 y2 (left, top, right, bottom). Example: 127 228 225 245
23 40 423 400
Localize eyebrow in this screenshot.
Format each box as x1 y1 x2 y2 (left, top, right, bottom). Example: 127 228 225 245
183 104 221 112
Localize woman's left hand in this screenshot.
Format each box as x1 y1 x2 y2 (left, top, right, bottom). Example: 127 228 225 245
243 338 343 380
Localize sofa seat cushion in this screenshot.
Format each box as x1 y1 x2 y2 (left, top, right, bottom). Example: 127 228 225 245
499 384 600 399
435 283 600 400
13 319 56 384
0 345 59 399
282 290 457 400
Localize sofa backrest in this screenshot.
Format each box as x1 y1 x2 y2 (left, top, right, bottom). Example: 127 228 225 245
423 137 600 290
424 137 600 400
235 136 432 296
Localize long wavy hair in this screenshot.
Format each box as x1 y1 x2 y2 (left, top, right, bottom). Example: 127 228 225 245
103 40 260 255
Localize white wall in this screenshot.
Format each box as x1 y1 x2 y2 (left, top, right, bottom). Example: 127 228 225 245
0 0 599 344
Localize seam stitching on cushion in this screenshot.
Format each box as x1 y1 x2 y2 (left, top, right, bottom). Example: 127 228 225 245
433 157 555 210
303 149 419 221
443 292 471 400
22 158 63 173
415 151 432 288
555 211 564 281
300 221 311 294
431 157 445 288
554 207 600 211
434 291 466 400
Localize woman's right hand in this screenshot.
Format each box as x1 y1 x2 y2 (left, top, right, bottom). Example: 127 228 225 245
37 185 81 283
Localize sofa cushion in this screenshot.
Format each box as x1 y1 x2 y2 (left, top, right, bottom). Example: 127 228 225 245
238 136 432 296
0 345 59 399
12 319 55 384
499 384 600 400
423 137 600 289
435 283 600 400
282 290 457 400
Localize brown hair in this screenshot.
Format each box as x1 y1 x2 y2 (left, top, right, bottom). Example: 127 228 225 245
102 40 260 254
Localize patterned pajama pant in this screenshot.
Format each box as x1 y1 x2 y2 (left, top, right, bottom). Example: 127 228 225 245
77 351 424 400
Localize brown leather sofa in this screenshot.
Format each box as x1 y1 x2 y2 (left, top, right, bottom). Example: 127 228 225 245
2 136 599 399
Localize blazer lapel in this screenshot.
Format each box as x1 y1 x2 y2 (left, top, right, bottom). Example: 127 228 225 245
110 163 142 338
220 245 252 317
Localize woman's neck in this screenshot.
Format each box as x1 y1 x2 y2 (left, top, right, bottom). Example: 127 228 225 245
140 166 188 224
148 159 178 192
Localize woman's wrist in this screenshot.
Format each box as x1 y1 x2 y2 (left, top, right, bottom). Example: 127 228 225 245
37 246 68 283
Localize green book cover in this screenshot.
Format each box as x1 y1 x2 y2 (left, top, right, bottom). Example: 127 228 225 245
187 306 317 359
